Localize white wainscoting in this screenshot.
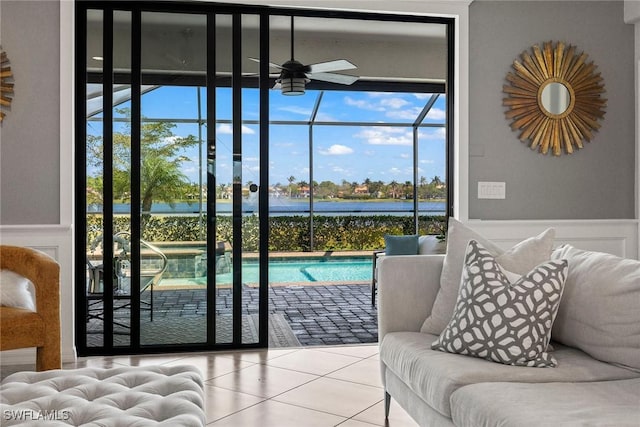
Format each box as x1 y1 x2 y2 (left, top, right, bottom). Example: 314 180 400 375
0 219 637 366
467 219 639 259
0 225 76 365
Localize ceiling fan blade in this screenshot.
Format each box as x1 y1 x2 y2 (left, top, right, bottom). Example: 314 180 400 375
248 57 284 70
308 72 359 85
307 59 357 74
272 81 282 90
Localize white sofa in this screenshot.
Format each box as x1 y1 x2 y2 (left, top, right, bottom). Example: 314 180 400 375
377 243 640 426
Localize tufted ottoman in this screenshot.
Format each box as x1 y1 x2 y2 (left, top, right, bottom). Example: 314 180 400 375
0 365 205 426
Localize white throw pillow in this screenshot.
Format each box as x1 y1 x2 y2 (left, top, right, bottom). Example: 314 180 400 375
421 218 555 335
0 269 36 312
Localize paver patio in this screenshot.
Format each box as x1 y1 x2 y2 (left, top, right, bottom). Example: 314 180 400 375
86 283 379 347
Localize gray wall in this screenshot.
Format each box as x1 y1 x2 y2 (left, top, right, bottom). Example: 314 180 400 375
469 0 635 220
0 1 60 224
0 1 635 225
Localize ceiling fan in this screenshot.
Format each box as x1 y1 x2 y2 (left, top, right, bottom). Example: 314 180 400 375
250 16 359 95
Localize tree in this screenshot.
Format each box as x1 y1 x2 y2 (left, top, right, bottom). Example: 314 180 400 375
388 180 399 199
403 181 413 199
86 108 198 228
287 176 296 198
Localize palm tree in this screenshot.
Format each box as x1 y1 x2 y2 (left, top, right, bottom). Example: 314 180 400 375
287 176 296 198
140 153 191 226
86 107 198 230
388 180 399 199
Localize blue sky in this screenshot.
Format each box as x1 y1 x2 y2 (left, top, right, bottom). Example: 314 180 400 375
104 86 447 187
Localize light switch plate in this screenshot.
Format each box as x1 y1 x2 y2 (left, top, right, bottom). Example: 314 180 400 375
478 181 506 199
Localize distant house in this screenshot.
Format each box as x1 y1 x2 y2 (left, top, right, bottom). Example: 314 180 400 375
354 185 369 195
298 185 310 198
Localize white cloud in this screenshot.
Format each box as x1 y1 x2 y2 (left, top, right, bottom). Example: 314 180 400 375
344 96 383 111
419 128 446 140
426 108 447 120
380 97 410 109
319 144 354 155
388 167 402 175
354 127 412 146
277 105 312 116
217 123 256 135
386 107 423 120
400 153 410 159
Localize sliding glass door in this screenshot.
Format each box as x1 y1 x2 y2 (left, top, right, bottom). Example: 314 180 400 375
76 4 269 354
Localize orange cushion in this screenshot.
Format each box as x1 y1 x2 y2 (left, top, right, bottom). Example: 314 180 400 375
0 307 45 350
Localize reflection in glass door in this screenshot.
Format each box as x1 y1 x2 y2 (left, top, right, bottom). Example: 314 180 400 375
77 4 269 354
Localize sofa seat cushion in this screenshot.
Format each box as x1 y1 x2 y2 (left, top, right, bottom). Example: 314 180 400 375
0 365 205 426
450 378 640 427
0 307 45 349
380 332 640 418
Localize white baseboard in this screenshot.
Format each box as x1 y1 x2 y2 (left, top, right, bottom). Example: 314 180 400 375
0 348 78 367
0 224 77 365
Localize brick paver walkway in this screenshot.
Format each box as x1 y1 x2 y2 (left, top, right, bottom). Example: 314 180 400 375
151 284 378 346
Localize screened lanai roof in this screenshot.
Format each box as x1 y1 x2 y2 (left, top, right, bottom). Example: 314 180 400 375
86 84 445 129
86 84 159 117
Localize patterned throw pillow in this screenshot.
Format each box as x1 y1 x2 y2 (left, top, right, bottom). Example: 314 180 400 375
431 240 568 367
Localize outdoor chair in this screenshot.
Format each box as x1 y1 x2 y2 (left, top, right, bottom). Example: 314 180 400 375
86 232 168 329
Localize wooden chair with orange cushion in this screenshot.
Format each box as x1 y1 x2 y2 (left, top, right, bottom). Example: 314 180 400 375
0 245 61 371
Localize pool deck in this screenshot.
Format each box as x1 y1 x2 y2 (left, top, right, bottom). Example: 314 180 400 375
86 250 381 347
153 282 379 346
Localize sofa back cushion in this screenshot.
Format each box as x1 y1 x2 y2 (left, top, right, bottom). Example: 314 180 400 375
551 245 640 371
421 218 555 335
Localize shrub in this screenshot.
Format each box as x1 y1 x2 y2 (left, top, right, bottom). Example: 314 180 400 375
86 214 446 252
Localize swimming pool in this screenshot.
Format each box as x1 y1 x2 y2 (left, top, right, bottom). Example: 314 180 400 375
216 257 373 284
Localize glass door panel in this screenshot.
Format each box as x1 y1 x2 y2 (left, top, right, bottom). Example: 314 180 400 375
213 14 234 345
139 11 208 346
85 9 105 348
240 14 261 345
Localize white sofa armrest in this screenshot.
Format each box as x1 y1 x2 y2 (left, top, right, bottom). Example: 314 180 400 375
377 254 444 341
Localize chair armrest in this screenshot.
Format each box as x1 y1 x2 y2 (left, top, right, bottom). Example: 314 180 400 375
377 254 443 342
0 246 60 323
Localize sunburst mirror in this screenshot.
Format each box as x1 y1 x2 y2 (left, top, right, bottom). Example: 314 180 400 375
503 41 606 156
1 48 14 123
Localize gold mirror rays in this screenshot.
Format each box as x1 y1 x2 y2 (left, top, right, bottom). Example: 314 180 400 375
503 41 606 156
1 49 14 123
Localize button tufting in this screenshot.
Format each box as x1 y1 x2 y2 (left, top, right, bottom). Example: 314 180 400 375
1 366 205 426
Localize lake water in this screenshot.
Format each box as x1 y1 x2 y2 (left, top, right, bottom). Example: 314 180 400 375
89 199 446 216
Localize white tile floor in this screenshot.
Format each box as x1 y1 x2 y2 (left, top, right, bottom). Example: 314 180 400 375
56 344 418 426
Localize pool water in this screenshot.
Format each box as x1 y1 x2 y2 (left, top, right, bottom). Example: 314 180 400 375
216 258 373 284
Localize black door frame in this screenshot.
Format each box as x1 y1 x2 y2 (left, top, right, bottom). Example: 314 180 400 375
74 0 454 356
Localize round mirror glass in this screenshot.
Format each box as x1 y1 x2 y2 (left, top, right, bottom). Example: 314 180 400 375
540 82 571 115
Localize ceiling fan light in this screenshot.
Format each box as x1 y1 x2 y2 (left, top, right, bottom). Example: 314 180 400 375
280 77 306 95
